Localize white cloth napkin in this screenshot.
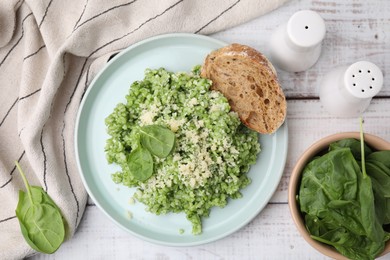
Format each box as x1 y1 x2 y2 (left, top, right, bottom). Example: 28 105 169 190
0 0 288 258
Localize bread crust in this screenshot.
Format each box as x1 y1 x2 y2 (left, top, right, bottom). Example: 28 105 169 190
201 43 286 134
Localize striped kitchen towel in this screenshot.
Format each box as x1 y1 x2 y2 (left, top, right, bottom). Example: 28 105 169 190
0 0 288 258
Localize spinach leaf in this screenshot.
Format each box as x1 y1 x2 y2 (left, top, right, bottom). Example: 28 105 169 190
304 214 338 237
139 125 175 158
366 151 390 224
128 146 154 181
311 226 384 260
14 162 65 254
358 124 387 243
329 138 372 160
366 160 390 224
367 151 390 170
366 162 390 196
300 148 371 238
356 164 385 243
299 148 358 216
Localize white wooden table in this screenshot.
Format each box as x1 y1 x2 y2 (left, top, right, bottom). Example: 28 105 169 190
30 0 390 259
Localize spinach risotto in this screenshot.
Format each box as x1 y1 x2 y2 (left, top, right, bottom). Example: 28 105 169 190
105 67 260 234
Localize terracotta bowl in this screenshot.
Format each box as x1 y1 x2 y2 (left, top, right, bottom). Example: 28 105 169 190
288 132 390 260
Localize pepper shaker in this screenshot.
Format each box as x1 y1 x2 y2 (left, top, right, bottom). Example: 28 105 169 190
319 61 383 117
269 10 326 72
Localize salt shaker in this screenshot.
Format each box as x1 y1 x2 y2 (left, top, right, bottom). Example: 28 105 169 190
269 10 326 72
319 61 384 117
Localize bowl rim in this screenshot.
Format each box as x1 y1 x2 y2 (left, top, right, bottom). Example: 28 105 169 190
288 131 390 259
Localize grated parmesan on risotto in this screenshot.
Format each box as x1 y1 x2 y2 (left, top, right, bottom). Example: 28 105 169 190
104 66 260 234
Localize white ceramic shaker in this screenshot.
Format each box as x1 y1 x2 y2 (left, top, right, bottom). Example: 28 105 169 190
319 61 384 117
269 10 326 72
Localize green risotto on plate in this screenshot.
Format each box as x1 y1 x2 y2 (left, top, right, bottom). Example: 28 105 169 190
104 66 260 234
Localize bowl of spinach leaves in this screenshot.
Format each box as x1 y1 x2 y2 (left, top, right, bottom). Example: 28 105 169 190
288 131 390 260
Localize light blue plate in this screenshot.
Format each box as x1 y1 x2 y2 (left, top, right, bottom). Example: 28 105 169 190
75 33 288 246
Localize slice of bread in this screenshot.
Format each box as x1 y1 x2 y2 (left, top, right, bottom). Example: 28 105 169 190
201 43 286 134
